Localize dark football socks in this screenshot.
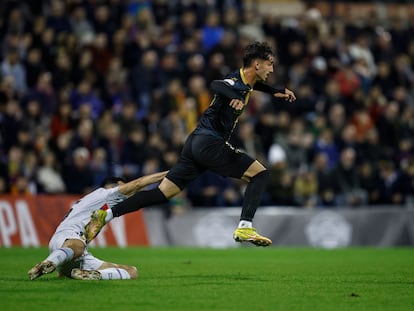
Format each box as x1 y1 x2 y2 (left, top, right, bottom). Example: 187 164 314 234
112 188 168 217
240 170 269 221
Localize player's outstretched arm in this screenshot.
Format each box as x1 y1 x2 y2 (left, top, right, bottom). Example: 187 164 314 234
118 171 168 196
253 82 296 102
273 88 296 102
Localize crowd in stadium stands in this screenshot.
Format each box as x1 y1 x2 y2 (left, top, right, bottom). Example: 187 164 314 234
1 0 414 210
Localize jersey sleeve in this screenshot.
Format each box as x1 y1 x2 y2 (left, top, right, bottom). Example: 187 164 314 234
210 80 244 100
105 186 128 208
253 82 285 94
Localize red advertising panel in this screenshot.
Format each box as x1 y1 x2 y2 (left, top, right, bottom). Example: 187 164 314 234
0 195 149 247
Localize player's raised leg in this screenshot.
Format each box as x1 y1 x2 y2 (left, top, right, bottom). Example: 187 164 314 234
84 179 176 243
233 161 272 247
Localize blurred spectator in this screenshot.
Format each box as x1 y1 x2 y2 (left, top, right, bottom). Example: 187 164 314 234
121 125 147 176
2 6 31 36
90 33 112 76
255 110 278 154
306 56 329 95
25 71 58 115
24 47 44 88
390 54 413 90
350 108 375 143
183 53 206 85
331 147 367 207
293 166 318 208
93 5 117 39
357 127 388 165
337 123 358 151
181 75 211 132
376 160 407 205
23 98 50 138
51 51 73 91
187 171 242 207
130 49 162 117
159 109 187 144
36 150 66 194
46 0 72 34
50 99 75 141
234 120 267 164
63 147 94 194
238 8 265 42
69 118 98 155
319 79 343 116
0 49 27 95
98 121 123 171
201 11 224 51
158 52 183 92
7 145 24 192
348 33 377 81
1 99 23 152
334 64 361 108
326 103 346 140
312 152 336 206
209 30 239 71
90 147 111 187
71 49 93 86
176 9 198 43
70 5 94 45
267 159 295 206
114 101 140 138
156 78 186 119
372 61 394 98
313 127 340 170
375 101 401 158
357 161 380 205
69 79 104 119
278 119 309 174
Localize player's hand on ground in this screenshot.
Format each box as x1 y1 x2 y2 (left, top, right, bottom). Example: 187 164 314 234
229 98 244 110
274 88 296 102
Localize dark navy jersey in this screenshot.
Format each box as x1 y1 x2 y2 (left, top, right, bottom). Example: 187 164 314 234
193 68 282 141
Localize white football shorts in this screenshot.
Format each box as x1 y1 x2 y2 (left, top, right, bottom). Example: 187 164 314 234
49 230 104 277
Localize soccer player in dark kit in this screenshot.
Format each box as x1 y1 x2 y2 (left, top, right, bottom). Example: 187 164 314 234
84 41 296 247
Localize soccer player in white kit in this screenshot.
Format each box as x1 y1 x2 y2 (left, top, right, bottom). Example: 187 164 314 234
28 171 167 281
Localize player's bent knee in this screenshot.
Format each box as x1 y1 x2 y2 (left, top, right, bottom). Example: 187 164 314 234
159 178 181 198
242 160 267 180
62 239 85 258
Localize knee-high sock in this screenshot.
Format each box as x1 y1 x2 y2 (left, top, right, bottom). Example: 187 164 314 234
112 188 168 217
240 170 269 222
46 247 75 266
99 268 131 280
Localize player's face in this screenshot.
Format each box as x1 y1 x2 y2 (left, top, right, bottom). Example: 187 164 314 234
255 57 274 81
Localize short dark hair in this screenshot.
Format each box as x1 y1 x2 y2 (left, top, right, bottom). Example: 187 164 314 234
100 176 127 188
242 41 274 67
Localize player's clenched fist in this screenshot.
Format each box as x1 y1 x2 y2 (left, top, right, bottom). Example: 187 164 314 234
274 88 296 102
229 98 244 110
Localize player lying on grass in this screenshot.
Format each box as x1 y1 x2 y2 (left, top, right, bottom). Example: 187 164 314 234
83 41 296 247
28 172 167 281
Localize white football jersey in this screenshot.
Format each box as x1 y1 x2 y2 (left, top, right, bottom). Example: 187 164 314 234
54 186 127 235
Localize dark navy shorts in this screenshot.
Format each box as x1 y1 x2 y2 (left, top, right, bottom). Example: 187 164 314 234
166 134 255 190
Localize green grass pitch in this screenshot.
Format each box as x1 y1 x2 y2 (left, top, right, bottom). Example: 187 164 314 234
0 247 413 311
